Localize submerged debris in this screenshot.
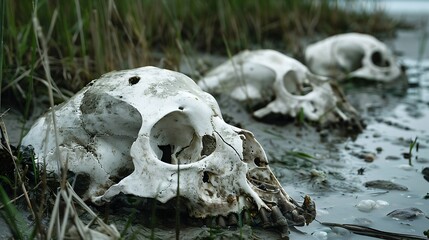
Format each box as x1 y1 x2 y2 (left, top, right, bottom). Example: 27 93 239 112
320 222 428 240
364 180 408 191
387 207 425 220
422 167 429 182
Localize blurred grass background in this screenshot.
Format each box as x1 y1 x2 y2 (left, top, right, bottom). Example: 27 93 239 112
1 0 403 113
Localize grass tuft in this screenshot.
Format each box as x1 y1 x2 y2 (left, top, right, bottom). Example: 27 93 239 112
2 0 404 112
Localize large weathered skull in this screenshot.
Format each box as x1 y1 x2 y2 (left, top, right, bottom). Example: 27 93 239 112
305 33 401 82
22 67 315 228
198 49 358 124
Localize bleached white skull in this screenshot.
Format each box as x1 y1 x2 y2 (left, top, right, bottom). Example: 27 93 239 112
22 67 315 228
305 33 401 82
198 49 357 124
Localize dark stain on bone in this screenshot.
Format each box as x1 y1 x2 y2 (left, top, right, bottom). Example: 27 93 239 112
129 76 141 85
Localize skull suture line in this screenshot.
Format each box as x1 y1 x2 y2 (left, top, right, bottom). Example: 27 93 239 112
305 33 402 82
198 49 359 124
22 67 315 229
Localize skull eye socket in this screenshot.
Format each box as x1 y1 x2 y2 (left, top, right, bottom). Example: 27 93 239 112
283 71 313 96
371 51 390 67
150 111 216 165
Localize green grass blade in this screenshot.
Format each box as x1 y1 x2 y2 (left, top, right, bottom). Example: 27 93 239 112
0 186 29 239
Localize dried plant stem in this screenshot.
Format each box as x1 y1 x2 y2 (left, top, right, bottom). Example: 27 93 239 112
32 4 63 177
0 117 35 219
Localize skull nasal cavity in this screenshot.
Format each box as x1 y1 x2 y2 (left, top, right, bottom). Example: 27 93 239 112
254 157 265 167
202 171 210 183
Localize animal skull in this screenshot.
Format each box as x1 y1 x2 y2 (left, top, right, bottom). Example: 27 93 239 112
198 49 358 124
22 67 315 227
305 33 401 82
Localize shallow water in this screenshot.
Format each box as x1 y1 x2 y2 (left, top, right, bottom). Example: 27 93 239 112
178 20 429 238
211 58 429 239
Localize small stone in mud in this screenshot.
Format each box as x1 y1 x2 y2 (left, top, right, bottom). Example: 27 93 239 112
351 151 377 162
364 180 408 191
422 167 429 177
385 155 400 161
363 153 376 162
402 152 411 159
356 199 377 212
422 167 429 182
387 207 424 220
319 130 329 140
356 199 390 212
373 133 381 138
416 157 429 163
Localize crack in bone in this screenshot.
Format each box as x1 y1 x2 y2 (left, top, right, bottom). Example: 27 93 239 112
213 130 242 161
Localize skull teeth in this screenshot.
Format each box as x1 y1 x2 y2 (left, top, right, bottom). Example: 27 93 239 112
271 205 288 226
227 213 238 226
216 215 226 228
259 208 271 228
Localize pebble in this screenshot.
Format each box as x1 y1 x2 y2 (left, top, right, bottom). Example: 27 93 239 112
364 180 408 191
422 167 429 177
363 153 376 162
385 155 400 161
387 207 424 220
312 231 328 240
398 164 414 171
356 199 390 212
356 199 377 212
